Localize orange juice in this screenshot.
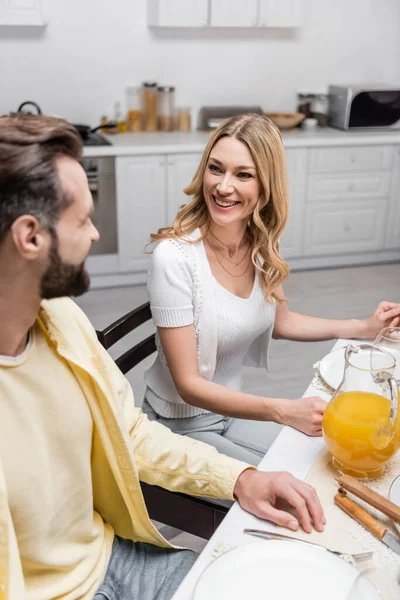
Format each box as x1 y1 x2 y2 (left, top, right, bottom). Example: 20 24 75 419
322 390 400 479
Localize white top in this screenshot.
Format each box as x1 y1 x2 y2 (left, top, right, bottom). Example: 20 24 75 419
145 230 276 418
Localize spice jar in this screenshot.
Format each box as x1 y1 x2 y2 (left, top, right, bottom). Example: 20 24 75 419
142 82 158 132
311 94 329 127
177 107 191 132
126 86 143 132
297 92 315 119
158 86 175 131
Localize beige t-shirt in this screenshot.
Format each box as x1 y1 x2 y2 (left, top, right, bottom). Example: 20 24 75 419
0 322 114 600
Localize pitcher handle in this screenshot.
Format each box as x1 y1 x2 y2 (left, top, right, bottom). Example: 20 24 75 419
388 376 399 428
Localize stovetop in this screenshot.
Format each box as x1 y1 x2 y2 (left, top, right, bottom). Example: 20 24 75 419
82 132 112 146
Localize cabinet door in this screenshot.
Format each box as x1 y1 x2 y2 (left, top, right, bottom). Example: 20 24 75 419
210 0 258 27
385 147 400 249
116 156 167 273
166 153 202 224
280 149 307 259
303 199 387 256
0 0 47 25
148 0 209 27
259 0 303 27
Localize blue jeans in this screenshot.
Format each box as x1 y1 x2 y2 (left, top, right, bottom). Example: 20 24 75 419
94 536 197 600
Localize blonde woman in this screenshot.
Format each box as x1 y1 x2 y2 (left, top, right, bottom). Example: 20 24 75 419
143 114 400 465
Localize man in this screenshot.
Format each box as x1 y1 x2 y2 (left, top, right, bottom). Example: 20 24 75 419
0 115 325 600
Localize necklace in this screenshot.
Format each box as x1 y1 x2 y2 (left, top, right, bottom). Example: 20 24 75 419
205 239 253 278
206 238 251 269
209 229 248 259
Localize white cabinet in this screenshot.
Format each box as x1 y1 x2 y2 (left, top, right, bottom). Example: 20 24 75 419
116 156 167 273
148 0 208 27
166 153 202 223
0 0 48 25
210 0 258 27
386 146 400 250
280 149 307 258
259 0 303 27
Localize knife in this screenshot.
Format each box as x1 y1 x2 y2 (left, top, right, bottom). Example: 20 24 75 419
335 492 400 555
337 474 400 523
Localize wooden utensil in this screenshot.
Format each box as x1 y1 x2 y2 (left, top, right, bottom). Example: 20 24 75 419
338 474 400 523
335 492 400 554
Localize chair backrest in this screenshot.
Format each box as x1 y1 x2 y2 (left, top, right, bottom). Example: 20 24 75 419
96 301 156 374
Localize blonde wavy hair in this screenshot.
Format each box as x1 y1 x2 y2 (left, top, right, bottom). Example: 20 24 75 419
151 113 290 300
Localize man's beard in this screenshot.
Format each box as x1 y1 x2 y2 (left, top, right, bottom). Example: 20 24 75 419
40 237 90 299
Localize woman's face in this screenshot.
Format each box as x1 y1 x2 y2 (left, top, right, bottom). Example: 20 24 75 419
203 136 262 229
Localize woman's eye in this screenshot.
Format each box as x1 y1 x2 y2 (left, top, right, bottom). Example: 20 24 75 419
209 164 221 173
237 172 252 179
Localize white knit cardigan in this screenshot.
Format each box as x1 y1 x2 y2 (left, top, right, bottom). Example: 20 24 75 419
145 228 276 418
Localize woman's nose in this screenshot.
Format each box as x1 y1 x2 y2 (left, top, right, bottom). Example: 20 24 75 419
217 176 234 195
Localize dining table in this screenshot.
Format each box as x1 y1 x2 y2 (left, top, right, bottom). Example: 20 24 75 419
171 338 400 599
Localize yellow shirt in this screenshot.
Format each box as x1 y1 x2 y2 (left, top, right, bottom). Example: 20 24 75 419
0 298 251 600
0 323 114 600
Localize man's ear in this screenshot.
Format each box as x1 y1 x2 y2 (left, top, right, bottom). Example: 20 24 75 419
10 216 50 260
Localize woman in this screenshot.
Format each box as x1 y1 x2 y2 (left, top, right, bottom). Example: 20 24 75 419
142 114 400 466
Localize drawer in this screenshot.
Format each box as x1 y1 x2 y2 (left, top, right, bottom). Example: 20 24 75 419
307 172 391 203
309 146 393 173
303 199 387 256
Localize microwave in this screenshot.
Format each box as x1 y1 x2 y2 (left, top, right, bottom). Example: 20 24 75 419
328 84 400 130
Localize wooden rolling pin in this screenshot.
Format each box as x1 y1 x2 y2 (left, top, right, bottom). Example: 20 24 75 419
337 474 400 523
334 492 388 540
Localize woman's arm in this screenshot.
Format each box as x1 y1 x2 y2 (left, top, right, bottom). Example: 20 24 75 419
273 286 400 342
158 324 325 436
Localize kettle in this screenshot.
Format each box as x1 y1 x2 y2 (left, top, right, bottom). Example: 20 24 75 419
16 101 43 116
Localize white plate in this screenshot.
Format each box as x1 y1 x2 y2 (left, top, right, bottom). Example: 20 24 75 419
318 346 400 391
193 541 380 600
389 474 400 535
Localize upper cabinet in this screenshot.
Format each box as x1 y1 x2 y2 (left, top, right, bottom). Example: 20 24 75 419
0 0 48 26
148 0 304 28
148 0 209 28
259 0 303 28
210 0 258 27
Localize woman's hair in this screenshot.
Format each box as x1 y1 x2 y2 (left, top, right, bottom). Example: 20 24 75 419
151 113 289 300
0 114 82 243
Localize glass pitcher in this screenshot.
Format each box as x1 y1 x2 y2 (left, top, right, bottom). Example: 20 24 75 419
322 343 400 480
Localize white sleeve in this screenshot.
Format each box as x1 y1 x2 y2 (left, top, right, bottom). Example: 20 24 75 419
147 240 194 328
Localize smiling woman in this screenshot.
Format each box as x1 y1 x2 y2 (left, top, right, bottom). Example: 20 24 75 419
141 113 400 477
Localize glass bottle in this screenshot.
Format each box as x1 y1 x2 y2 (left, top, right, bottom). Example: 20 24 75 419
158 86 175 131
311 94 329 127
142 82 158 132
126 86 143 132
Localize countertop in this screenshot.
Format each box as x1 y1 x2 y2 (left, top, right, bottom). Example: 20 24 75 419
82 127 400 158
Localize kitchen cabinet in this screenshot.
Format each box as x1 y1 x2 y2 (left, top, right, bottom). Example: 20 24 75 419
116 156 167 273
280 148 307 258
0 0 48 26
386 146 400 250
210 0 258 27
148 0 208 27
259 0 303 27
166 153 202 223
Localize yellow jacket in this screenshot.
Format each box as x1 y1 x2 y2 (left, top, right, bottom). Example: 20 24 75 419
0 298 249 600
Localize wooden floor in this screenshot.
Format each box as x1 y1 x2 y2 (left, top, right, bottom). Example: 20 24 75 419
75 262 400 552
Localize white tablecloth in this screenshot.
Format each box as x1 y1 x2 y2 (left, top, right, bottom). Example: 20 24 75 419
171 339 344 600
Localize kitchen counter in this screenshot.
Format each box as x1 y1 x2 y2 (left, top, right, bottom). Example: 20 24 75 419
83 127 400 157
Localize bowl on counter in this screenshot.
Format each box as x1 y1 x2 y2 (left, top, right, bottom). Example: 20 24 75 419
264 112 305 131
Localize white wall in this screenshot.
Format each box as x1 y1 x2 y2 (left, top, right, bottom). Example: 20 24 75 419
1 0 399 126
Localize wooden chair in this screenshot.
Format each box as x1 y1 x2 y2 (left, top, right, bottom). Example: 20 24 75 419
96 301 228 540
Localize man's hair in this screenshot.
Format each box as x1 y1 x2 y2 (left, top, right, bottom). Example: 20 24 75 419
0 115 83 243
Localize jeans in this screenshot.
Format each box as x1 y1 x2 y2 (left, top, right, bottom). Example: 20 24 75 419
94 535 198 600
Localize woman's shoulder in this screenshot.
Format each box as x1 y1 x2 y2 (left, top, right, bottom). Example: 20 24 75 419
152 229 202 261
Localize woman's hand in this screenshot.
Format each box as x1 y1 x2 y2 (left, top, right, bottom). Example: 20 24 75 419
278 397 326 436
360 301 400 339
233 469 326 533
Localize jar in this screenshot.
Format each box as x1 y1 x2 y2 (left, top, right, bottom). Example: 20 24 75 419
177 107 191 132
142 82 158 132
311 94 329 127
158 86 175 131
126 86 143 132
297 93 315 119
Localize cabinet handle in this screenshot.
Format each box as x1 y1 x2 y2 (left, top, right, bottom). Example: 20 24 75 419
159 160 165 166
343 222 350 233
350 154 356 164
348 182 354 192
168 159 175 166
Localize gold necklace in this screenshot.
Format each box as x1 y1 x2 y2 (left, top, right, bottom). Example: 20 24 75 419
209 229 248 259
206 238 251 269
205 239 253 278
